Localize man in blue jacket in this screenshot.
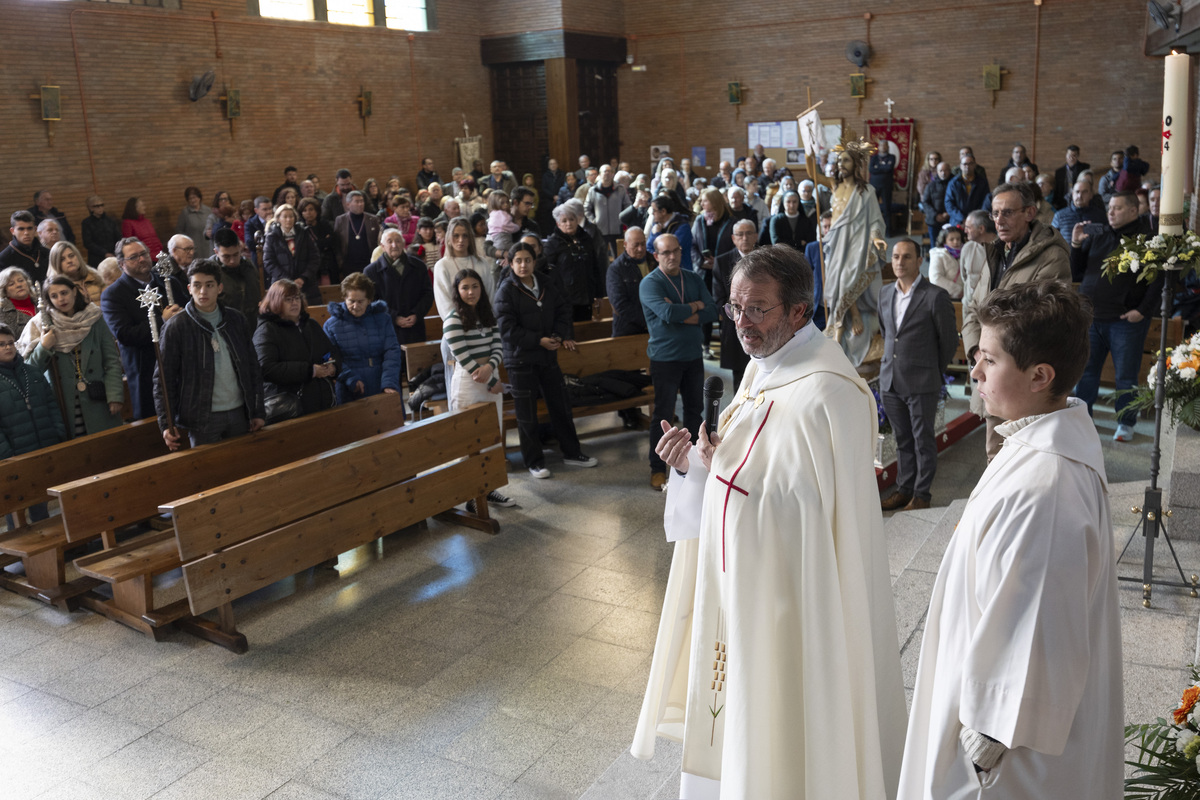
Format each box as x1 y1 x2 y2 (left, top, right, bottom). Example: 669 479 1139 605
944 154 990 228
639 233 718 489
645 198 694 272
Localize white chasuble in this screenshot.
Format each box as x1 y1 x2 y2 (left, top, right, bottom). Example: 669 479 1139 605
634 327 907 800
897 400 1122 800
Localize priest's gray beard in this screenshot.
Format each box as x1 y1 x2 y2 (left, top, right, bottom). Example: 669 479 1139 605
738 310 797 357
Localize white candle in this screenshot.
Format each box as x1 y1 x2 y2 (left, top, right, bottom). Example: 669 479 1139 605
1160 51 1189 235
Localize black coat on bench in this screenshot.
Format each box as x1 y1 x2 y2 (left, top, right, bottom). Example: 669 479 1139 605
494 271 573 370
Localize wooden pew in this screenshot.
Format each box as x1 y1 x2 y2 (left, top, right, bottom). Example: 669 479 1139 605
0 419 166 608
160 404 505 652
319 284 343 304
309 304 331 327
49 394 406 639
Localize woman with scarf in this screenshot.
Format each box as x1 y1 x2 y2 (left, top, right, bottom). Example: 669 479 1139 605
18 276 123 437
264 203 321 304
47 241 106 305
0 267 37 337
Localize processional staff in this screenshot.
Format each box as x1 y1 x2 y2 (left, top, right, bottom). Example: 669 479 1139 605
138 284 178 442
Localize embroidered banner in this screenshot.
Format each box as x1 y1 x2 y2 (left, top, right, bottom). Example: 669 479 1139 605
864 118 915 191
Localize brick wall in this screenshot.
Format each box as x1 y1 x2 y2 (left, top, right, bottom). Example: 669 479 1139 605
618 0 1169 195
0 0 544 244
0 0 1178 245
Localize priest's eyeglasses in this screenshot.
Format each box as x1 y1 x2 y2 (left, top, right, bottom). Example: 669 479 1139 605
724 302 782 323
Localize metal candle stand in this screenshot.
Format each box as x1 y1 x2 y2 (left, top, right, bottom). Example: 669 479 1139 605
1116 268 1199 606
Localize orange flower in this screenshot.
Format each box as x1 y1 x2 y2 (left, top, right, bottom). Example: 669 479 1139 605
1174 686 1200 724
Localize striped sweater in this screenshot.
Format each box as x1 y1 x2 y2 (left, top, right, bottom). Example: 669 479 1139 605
444 311 503 388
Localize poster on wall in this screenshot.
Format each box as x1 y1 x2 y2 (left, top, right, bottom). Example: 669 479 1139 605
691 146 707 167
651 145 671 169
719 147 736 165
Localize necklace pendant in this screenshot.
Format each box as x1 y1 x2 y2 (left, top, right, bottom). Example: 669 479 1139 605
76 381 87 393
536 300 542 307
355 234 362 240
211 337 221 353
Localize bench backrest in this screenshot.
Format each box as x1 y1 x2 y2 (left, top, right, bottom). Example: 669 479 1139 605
174 403 504 615
425 314 443 341
50 393 406 542
309 304 331 327
557 334 650 377
319 285 343 304
402 340 444 383
1 419 164 518
572 318 614 341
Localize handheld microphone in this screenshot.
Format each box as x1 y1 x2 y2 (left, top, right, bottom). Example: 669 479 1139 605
703 376 724 436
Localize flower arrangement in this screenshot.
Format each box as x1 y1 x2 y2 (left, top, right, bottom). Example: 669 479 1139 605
1128 330 1200 430
1126 668 1200 799
1102 231 1200 285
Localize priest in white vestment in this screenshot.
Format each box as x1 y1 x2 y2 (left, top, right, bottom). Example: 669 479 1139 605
633 244 907 799
897 280 1122 800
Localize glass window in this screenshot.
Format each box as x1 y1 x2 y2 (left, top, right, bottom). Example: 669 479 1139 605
384 0 427 31
326 0 373 26
259 0 314 21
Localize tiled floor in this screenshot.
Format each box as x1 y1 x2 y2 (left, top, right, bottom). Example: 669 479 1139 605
0 377 1193 799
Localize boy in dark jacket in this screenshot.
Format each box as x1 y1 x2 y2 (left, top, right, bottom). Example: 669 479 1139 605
156 261 265 450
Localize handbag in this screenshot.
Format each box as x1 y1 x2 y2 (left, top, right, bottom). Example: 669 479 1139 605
264 392 302 424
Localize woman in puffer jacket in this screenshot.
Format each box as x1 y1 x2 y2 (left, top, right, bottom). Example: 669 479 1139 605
322 272 402 405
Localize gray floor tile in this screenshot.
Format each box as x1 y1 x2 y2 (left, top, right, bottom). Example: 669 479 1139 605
265 781 343 800
148 754 288 800
0 688 89 748
496 672 610 732
559 566 653 607
379 749 511 799
363 690 493 753
584 606 661 653
84 730 212 800
299 733 417 800
540 637 646 691
95 669 223 729
516 732 629 796
226 708 355 780
440 708 561 780
158 688 282 752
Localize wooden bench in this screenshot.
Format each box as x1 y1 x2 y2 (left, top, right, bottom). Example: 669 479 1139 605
159 403 505 651
319 284 343 304
0 419 166 608
309 304 331 327
49 394 406 640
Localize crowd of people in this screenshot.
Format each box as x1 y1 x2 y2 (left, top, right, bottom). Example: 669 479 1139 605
0 137 1168 500
0 132 1156 800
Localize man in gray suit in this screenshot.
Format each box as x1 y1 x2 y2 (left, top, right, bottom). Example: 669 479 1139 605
879 238 958 511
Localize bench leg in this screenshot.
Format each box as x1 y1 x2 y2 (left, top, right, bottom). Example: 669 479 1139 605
78 575 169 641
174 601 248 654
23 548 65 591
434 493 500 535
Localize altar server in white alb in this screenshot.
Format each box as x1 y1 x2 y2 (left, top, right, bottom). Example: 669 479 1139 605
632 244 907 799
898 280 1122 800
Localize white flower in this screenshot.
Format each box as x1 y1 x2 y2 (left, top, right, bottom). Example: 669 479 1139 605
1169 256 1179 265
1182 367 1197 381
1177 728 1197 753
1130 258 1140 273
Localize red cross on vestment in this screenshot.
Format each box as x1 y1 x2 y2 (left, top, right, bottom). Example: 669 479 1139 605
713 400 774 572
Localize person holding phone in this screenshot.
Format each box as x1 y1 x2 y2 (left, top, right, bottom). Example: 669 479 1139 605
1070 191 1158 442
